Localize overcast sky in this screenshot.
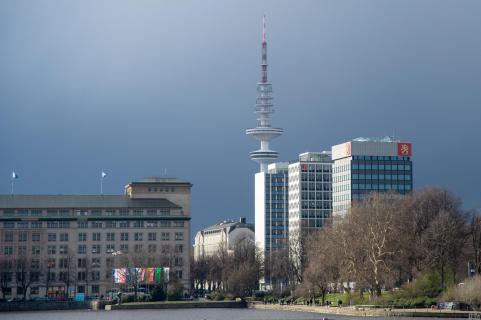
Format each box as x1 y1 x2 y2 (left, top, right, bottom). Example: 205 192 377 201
1 1 480 237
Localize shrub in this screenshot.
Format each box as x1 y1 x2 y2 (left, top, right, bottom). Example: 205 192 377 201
167 281 184 301
442 276 481 310
151 285 166 301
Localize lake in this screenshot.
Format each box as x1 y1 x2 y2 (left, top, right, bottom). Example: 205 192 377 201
0 308 465 320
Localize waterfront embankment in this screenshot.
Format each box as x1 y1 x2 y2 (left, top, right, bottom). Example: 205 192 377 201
249 302 479 318
0 301 91 312
108 300 247 310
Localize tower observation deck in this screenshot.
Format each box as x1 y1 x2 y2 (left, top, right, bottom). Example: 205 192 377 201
246 15 283 173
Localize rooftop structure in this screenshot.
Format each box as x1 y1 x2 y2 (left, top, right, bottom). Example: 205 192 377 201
246 15 283 173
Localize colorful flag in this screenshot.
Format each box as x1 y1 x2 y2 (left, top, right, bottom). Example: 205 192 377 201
12 172 19 179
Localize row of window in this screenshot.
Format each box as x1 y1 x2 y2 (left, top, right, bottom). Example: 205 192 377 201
352 164 411 170
1 220 185 229
352 184 412 191
1 208 172 217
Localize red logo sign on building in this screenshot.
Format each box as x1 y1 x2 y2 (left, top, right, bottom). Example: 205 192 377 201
397 143 412 156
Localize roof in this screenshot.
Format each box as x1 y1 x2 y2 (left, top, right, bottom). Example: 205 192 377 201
129 177 192 185
0 195 181 209
352 136 401 143
203 220 254 233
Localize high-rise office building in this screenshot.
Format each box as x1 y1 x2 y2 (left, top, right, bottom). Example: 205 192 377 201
288 152 332 249
255 162 289 290
332 137 413 218
0 177 192 299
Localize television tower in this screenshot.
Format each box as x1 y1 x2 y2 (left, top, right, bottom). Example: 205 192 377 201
246 15 283 173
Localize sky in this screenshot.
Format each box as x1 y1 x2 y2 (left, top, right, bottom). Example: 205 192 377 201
1 1 481 238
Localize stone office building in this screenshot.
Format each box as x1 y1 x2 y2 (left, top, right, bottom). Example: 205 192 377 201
0 177 192 299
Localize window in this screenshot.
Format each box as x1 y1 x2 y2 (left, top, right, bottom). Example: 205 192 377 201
18 232 27 242
106 244 115 253
120 232 129 241
148 232 156 241
175 244 183 253
4 233 13 242
78 258 86 268
91 285 99 294
32 246 40 255
60 233 69 242
77 271 86 281
31 222 42 229
3 222 14 229
78 245 87 254
59 258 69 269
92 258 101 268
92 233 101 241
17 221 28 229
91 221 103 228
175 257 183 267
119 221 129 228
32 233 40 242
133 220 144 228
59 245 68 254
91 271 100 281
172 227 184 239
18 246 27 255
175 270 182 279
173 221 184 228
120 244 128 253
105 221 117 228
134 244 143 253
106 233 115 241
106 258 114 268
48 233 57 242
59 221 70 228
78 233 87 242
4 247 13 255
134 232 143 241
148 244 157 253
47 258 56 269
47 221 58 228
161 232 170 241
78 221 88 229
92 245 101 254
48 246 56 255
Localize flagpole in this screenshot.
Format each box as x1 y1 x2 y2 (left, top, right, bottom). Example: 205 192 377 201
101 176 103 195
11 179 14 196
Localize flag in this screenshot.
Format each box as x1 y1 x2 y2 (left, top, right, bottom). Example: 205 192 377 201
101 171 107 178
12 172 19 179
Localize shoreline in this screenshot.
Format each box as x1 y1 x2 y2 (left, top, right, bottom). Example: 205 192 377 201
249 302 478 318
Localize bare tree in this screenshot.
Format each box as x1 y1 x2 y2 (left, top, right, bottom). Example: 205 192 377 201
14 255 40 301
468 211 481 275
0 257 13 299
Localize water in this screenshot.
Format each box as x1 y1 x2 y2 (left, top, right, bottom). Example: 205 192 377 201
0 308 463 320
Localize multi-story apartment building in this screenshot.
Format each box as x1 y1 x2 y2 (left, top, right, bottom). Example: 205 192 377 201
288 152 332 250
0 177 192 299
193 217 254 261
332 137 413 218
254 162 289 290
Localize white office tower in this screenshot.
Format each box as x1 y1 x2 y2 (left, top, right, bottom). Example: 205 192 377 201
246 15 283 173
288 152 332 270
255 162 289 290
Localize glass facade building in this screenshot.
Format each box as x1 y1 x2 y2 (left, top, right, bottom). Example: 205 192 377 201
332 137 413 218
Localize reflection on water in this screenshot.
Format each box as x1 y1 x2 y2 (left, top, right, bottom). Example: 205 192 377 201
1 308 462 320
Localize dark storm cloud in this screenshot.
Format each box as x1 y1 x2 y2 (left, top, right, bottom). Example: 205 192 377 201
1 0 480 237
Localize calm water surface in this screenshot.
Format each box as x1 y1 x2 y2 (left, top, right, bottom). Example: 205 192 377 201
0 308 462 320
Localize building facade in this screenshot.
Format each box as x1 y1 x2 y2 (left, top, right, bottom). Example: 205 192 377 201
332 137 413 218
288 152 332 259
254 162 289 290
0 177 192 299
193 217 254 261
